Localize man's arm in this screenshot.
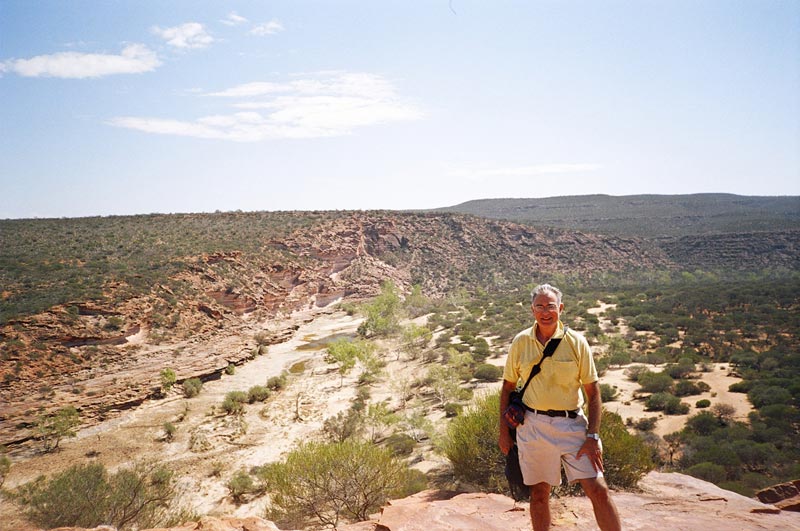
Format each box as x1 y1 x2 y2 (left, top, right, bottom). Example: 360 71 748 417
577 380 604 471
498 379 517 455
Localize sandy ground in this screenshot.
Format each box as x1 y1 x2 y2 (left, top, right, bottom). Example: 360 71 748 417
587 301 753 437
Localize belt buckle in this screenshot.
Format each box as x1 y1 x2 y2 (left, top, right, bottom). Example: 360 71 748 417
546 409 559 417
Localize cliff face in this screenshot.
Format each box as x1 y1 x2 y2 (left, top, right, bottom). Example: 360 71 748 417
28 473 800 531
0 212 672 448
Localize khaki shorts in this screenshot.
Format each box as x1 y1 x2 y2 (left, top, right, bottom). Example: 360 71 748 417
516 409 603 486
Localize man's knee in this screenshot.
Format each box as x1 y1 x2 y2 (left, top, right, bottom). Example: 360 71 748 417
530 482 551 504
580 477 611 501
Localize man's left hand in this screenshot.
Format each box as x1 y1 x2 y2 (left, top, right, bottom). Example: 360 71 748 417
577 437 604 472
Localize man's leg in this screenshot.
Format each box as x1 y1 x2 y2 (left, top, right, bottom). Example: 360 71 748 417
529 482 551 531
578 477 621 531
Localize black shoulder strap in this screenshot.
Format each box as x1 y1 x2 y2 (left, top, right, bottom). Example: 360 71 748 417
518 326 568 395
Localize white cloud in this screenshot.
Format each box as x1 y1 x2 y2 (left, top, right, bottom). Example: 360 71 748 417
447 164 602 182
250 19 284 36
111 72 424 142
221 12 248 26
2 44 161 78
152 23 214 49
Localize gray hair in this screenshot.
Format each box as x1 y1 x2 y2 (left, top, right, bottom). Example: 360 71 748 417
531 283 562 304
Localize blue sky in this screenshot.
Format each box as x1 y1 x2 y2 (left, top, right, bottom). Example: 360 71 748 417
1 1 798 219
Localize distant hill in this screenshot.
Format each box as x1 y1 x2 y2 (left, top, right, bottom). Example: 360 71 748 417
437 193 800 238
437 194 800 271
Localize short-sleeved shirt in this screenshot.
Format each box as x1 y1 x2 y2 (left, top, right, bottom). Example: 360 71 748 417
502 321 598 411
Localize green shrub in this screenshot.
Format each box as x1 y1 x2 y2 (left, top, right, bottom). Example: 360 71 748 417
473 363 503 382
638 371 674 393
36 406 80 452
323 408 363 442
15 461 183 530
686 462 727 484
225 363 236 375
160 368 177 393
162 422 176 441
441 392 506 493
696 399 711 408
599 410 656 489
227 469 255 503
632 417 658 431
266 374 287 391
600 383 619 402
182 378 203 398
221 391 247 415
259 440 420 528
664 396 690 415
247 385 271 403
384 433 416 456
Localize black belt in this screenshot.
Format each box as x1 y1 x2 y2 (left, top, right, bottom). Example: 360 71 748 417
525 406 578 418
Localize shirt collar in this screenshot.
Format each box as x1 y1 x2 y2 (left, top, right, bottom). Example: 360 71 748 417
531 320 565 343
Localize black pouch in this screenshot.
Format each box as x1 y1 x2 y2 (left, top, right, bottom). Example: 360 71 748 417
503 391 526 429
505 443 529 501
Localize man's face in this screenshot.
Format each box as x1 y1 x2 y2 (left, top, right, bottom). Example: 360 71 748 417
531 291 564 328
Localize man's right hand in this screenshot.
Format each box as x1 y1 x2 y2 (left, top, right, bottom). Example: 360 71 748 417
499 426 513 455
499 379 517 455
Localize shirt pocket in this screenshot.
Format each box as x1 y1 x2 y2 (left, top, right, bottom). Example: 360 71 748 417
548 360 580 389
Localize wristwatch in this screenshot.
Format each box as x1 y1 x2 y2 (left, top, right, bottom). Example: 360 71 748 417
586 433 600 440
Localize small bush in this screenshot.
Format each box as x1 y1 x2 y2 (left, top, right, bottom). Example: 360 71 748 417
247 385 271 403
473 364 503 382
695 399 711 408
36 406 80 452
633 417 658 431
162 422 176 441
227 469 255 503
182 378 203 398
600 383 619 402
259 440 420 529
384 433 416 456
443 403 463 417
266 374 287 391
221 391 248 415
225 363 236 375
160 368 177 393
441 392 506 493
15 461 183 530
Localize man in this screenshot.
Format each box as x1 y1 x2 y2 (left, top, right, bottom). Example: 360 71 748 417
499 283 621 531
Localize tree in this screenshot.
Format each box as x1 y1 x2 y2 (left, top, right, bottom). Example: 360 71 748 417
326 338 376 388
357 281 401 337
260 440 419 529
638 371 674 393
159 368 177 394
400 323 432 360
36 406 80 452
363 402 398 443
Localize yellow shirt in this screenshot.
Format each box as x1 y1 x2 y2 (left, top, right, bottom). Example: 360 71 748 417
502 321 598 411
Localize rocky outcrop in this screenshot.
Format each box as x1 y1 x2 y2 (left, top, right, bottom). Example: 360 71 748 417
757 480 800 512
30 473 800 531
